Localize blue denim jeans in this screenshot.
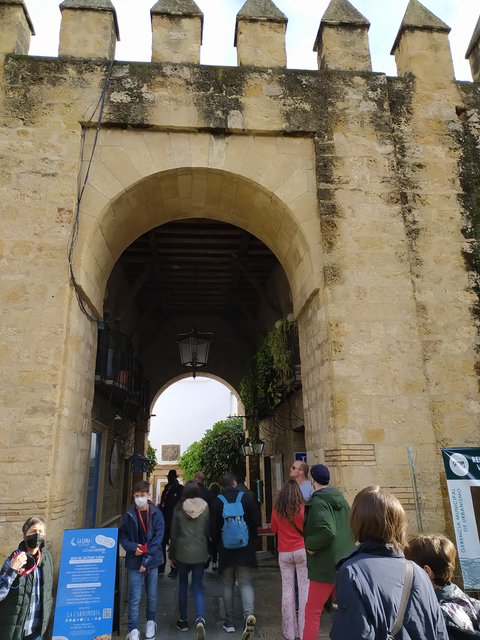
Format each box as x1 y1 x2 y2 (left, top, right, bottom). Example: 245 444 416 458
128 568 158 631
177 562 205 621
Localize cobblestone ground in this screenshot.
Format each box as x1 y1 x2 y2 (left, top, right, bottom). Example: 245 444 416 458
119 554 331 640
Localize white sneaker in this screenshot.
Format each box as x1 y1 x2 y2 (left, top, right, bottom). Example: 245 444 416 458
146 621 157 639
241 615 256 640
127 630 140 640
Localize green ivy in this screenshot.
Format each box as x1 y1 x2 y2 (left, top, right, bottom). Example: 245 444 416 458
239 320 296 417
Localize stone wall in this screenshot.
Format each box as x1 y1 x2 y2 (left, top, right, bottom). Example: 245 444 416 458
1 0 480 560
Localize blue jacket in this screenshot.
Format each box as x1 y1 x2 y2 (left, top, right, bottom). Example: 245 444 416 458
330 540 449 640
119 502 165 570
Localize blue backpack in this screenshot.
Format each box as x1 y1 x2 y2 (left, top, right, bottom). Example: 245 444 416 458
218 492 249 549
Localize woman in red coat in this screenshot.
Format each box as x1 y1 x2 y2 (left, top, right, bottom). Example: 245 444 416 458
271 479 308 640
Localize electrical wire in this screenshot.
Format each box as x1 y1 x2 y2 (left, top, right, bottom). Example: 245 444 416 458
67 59 115 322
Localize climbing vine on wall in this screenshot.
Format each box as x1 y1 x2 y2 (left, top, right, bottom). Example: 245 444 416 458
239 319 298 418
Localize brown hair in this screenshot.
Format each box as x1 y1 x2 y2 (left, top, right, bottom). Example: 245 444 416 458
274 479 304 523
22 516 46 535
405 534 456 586
350 485 407 549
133 480 150 494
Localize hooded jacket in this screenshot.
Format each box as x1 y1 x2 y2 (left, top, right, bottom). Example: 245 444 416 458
169 498 209 565
0 541 53 640
330 540 449 640
119 501 165 570
303 487 354 582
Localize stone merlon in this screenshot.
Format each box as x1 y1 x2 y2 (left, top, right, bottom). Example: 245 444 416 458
391 0 450 54
314 0 369 52
59 0 120 39
234 0 287 46
466 15 480 59
0 0 35 34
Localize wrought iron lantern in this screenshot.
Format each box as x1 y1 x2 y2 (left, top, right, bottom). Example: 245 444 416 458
241 437 265 457
177 329 214 378
129 452 150 473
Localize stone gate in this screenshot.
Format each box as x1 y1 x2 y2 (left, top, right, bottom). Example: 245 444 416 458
1 0 480 559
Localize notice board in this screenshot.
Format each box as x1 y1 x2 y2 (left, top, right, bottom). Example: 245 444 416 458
53 528 118 640
441 448 480 589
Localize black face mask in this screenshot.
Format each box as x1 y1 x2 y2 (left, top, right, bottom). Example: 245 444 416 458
25 533 44 550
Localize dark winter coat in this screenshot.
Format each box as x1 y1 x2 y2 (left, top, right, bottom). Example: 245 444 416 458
119 501 165 570
0 542 54 640
159 480 183 529
435 583 480 639
197 483 213 507
303 487 354 582
330 540 449 640
210 487 261 572
169 498 210 565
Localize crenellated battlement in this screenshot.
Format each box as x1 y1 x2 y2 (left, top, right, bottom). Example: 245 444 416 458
1 0 480 83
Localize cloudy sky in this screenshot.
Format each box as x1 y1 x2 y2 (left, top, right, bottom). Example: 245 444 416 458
150 377 238 461
26 0 479 80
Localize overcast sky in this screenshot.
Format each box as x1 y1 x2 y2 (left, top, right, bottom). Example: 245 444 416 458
150 378 238 460
25 1 479 80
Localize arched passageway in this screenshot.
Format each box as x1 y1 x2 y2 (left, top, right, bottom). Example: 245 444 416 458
88 212 310 530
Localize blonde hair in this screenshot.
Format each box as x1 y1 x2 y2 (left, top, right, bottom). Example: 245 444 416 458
350 485 407 549
405 534 456 585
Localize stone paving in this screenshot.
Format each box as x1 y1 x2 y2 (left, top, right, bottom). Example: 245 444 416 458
119 554 331 640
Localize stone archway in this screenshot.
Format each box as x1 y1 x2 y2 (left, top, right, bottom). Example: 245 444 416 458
74 131 322 319
36 131 333 554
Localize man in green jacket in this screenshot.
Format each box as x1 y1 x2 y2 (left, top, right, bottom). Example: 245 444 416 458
302 464 353 640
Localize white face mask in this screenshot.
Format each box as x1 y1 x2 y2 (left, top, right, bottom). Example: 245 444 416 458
135 496 148 508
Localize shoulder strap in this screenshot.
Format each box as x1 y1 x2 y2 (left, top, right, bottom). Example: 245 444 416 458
218 495 228 507
291 522 304 537
390 560 414 638
236 492 244 503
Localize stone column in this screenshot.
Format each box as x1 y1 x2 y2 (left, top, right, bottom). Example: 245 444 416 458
466 16 480 81
0 0 34 56
389 0 480 528
59 0 119 59
235 0 287 68
150 0 204 64
314 0 371 72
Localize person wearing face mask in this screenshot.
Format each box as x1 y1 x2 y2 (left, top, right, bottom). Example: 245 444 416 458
119 481 165 640
0 515 53 640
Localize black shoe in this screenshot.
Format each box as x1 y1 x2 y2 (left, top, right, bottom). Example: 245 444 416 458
176 619 189 632
195 617 206 640
168 568 178 578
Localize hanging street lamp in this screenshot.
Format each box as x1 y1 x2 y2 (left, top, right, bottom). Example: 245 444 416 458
176 329 214 378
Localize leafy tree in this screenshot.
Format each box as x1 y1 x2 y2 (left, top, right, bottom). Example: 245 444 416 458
178 440 203 481
201 417 246 485
177 417 246 486
145 440 158 479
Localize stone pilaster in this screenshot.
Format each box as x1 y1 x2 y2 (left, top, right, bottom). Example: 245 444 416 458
59 0 119 59
391 0 453 82
150 0 203 64
466 16 480 82
0 0 34 55
314 0 371 72
235 0 287 68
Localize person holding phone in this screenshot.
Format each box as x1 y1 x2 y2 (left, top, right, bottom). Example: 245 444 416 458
0 516 53 640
